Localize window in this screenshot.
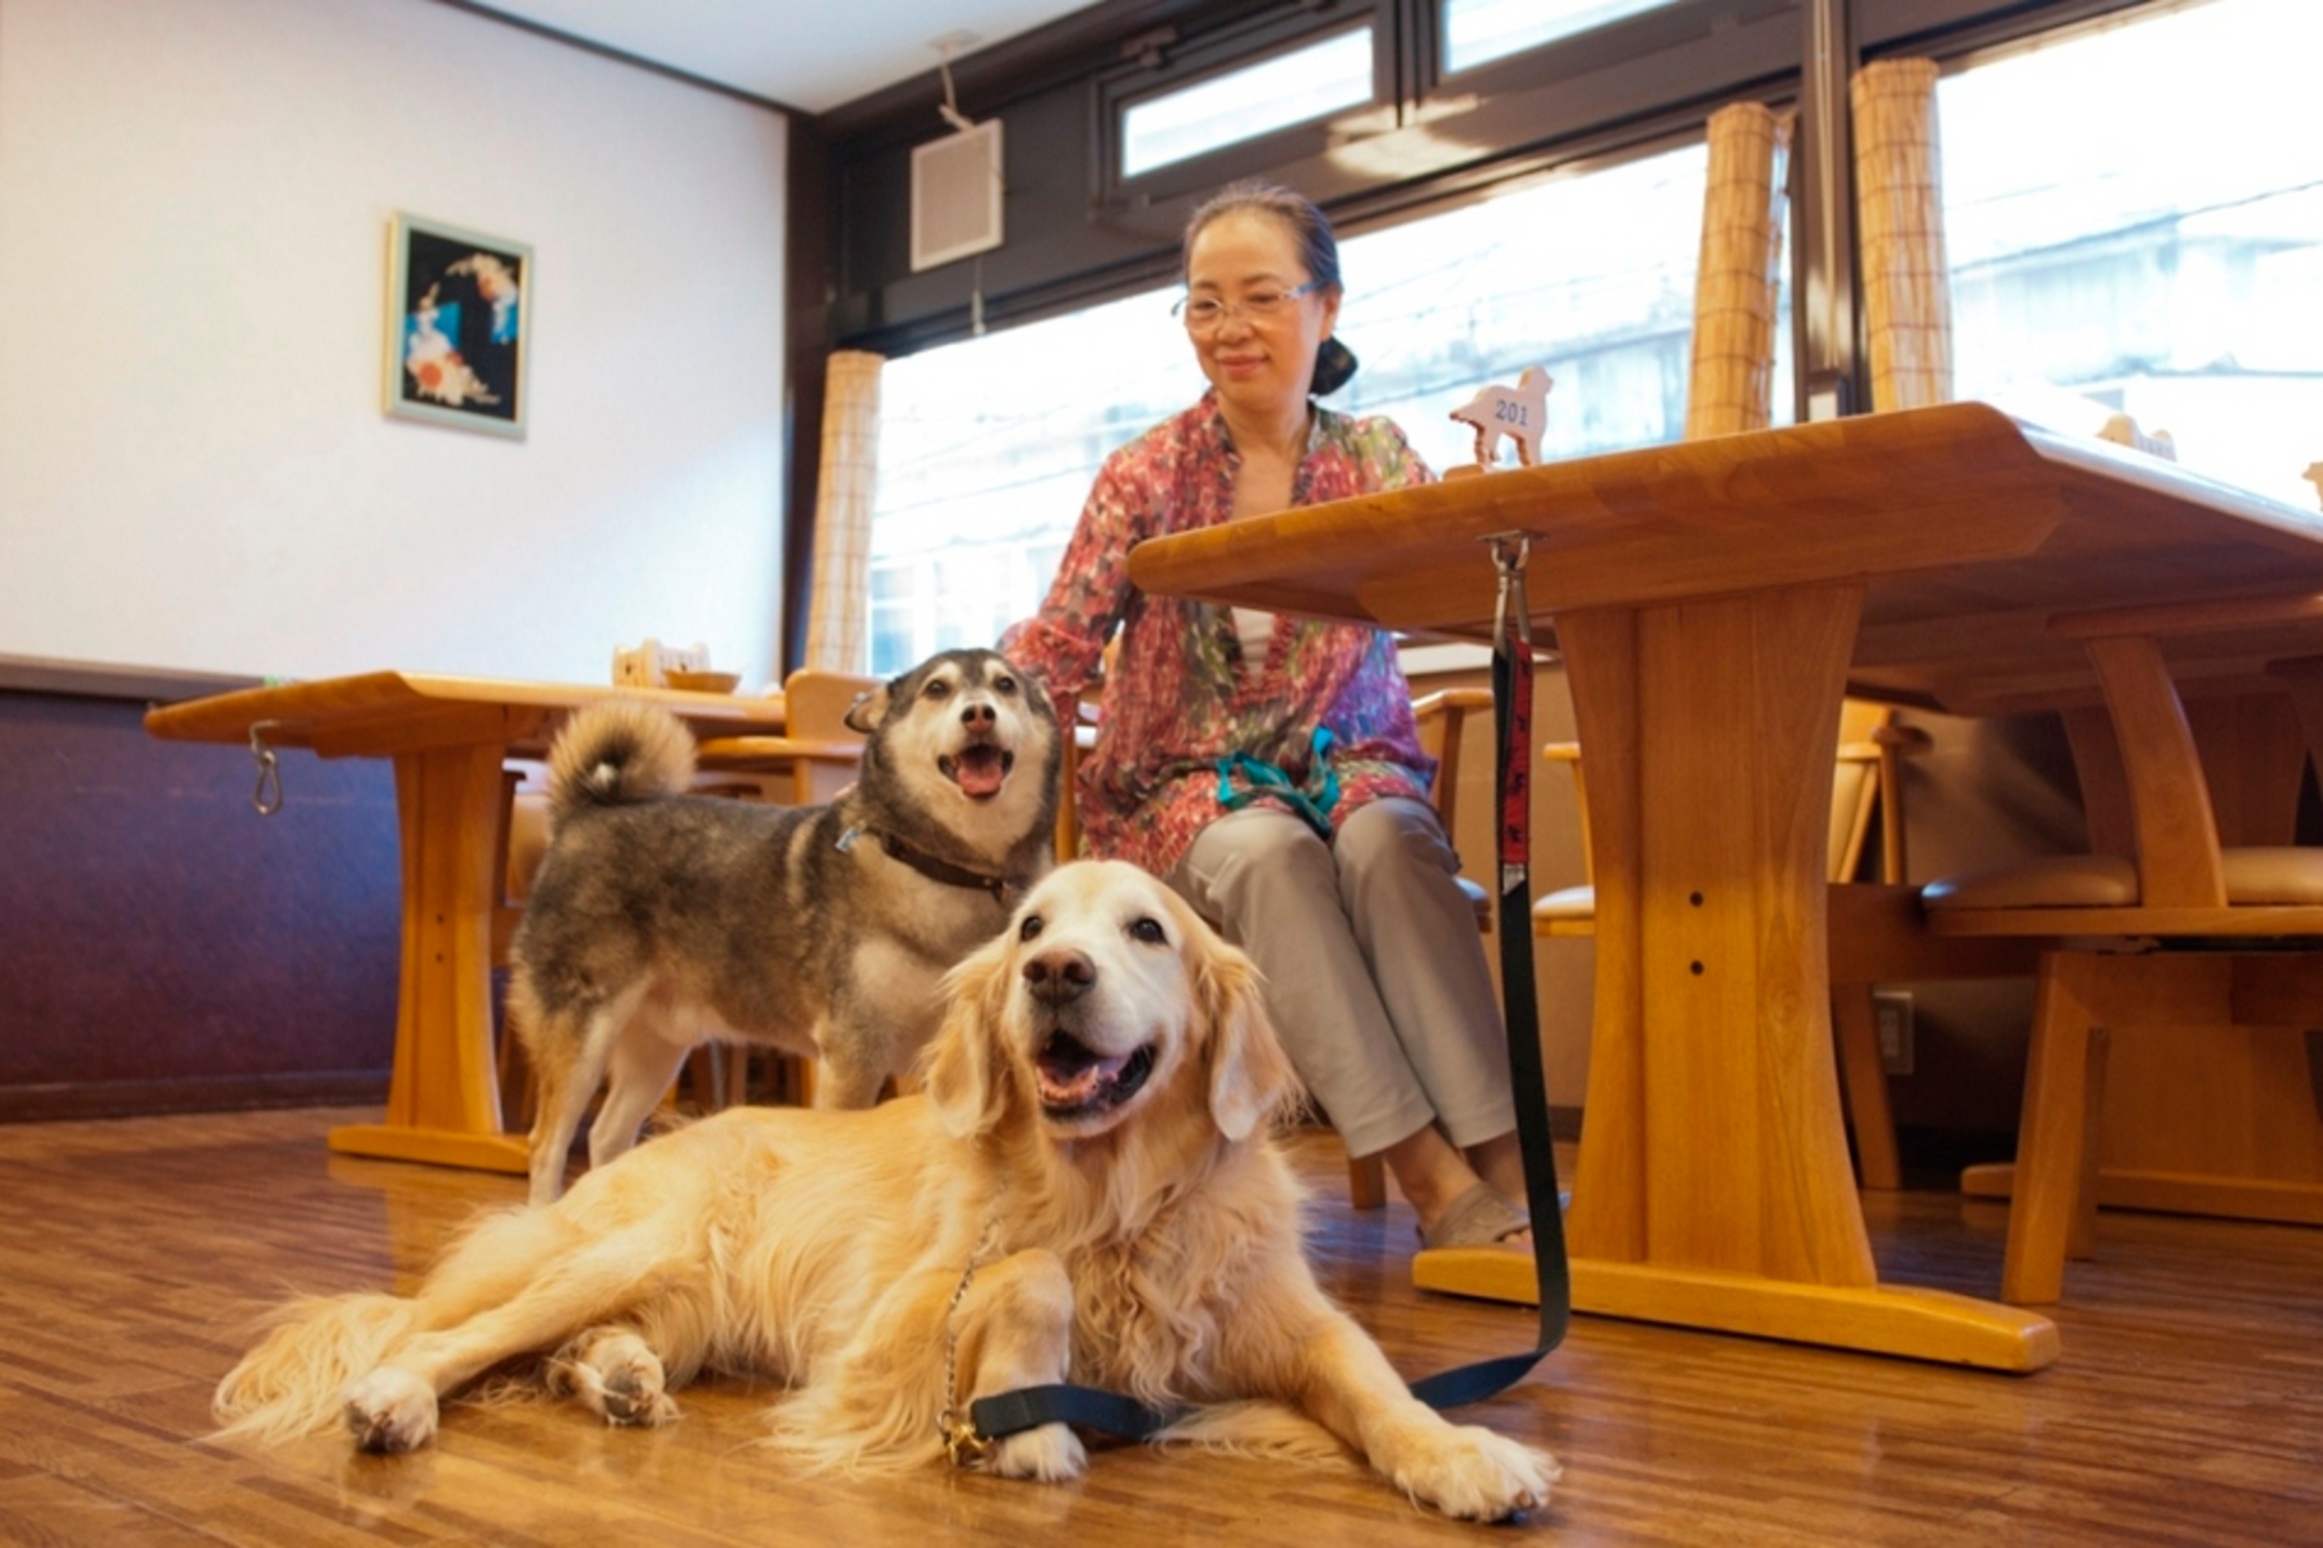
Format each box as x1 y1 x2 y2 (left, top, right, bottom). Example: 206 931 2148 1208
1940 0 2323 507
1332 142 1754 462
867 289 1198 672
865 139 1739 673
1121 25 1376 179
1441 0 1681 75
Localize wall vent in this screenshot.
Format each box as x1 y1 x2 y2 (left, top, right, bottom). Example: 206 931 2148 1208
910 119 1004 272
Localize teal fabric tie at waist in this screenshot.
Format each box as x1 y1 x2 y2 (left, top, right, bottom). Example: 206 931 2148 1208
1215 727 1339 840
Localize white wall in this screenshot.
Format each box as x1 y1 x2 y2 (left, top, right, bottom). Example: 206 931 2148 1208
0 0 790 688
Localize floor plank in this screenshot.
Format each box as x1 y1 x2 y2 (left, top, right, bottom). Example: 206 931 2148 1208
0 1107 2316 1545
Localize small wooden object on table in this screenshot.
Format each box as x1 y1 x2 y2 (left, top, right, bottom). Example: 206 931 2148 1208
1446 367 1552 475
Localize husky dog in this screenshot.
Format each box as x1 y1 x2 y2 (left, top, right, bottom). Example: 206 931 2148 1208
510 648 1060 1205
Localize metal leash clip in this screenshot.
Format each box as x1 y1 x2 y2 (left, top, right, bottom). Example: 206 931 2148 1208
940 1409 992 1467
249 722 284 817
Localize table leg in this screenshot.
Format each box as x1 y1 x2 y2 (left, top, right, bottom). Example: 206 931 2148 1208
329 741 530 1173
1421 581 2057 1371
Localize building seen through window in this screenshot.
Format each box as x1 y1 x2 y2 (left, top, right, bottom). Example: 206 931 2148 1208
1940 0 2323 507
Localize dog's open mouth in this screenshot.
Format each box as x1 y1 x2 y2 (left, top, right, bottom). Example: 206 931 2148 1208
1035 1032 1156 1121
939 742 1014 800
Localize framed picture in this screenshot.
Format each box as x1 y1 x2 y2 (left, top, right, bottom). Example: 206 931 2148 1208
383 213 531 438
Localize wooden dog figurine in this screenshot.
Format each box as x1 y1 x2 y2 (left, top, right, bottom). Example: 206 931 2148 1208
1450 367 1553 469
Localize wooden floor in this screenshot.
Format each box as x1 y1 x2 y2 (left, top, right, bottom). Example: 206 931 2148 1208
1 1107 2319 1546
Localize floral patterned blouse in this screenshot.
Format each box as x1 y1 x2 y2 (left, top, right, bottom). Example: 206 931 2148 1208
1002 390 1438 876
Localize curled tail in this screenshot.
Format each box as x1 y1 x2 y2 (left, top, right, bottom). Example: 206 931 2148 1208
545 700 697 827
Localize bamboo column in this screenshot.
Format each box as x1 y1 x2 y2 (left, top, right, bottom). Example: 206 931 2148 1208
801 350 884 674
1852 58 1953 412
1686 102 1794 440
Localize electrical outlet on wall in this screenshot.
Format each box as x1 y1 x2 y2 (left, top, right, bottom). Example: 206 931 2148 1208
1874 990 1915 1075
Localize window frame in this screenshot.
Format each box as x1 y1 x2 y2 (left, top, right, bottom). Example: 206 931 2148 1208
1098 5 1394 209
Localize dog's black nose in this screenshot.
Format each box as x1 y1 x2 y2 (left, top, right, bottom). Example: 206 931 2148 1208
1023 948 1095 1004
960 699 996 729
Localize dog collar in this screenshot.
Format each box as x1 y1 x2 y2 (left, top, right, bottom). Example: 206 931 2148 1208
840 825 1013 905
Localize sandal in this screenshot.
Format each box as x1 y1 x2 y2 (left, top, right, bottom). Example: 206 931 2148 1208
1418 1182 1529 1250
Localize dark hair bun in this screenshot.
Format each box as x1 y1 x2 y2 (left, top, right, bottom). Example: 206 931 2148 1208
1311 336 1358 397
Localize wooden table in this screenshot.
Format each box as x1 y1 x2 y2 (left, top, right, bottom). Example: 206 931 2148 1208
1127 400 2323 1372
145 672 789 1173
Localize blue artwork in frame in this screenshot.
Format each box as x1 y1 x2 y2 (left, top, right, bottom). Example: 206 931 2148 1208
383 213 531 438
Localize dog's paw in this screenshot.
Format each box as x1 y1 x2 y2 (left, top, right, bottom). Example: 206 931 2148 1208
548 1330 680 1428
1392 1424 1560 1522
343 1367 438 1453
984 1422 1087 1483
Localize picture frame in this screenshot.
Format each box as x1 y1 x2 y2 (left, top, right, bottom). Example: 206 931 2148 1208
383 213 531 438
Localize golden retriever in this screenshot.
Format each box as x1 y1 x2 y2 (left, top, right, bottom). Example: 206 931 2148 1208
212 860 1559 1521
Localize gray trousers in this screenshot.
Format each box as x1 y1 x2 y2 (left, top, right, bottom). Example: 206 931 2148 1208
1167 797 1516 1158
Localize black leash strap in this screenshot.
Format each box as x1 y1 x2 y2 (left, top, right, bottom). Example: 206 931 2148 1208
1413 533 1571 1407
966 536 1568 1452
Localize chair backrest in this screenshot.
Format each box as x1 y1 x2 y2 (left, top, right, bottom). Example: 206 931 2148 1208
777 669 876 805
1050 639 1114 861
1831 698 1904 885
782 670 875 742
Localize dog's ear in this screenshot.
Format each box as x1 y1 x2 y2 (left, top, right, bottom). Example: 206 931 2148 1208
923 932 1017 1139
994 654 1054 722
1194 932 1298 1143
841 684 889 736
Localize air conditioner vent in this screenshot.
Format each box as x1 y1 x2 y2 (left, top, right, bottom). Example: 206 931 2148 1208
910 120 1004 272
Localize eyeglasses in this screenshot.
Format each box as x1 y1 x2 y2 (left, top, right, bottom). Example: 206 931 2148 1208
1172 280 1322 333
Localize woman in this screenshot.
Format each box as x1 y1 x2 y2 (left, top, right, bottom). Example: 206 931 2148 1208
1002 180 1531 1250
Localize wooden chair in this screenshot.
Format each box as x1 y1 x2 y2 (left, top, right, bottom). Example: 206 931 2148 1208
694 668 875 806
1052 667 1493 1211
1920 594 2323 1304
1530 698 1924 1188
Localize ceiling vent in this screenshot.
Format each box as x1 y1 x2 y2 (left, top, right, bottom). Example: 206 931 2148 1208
911 118 1004 272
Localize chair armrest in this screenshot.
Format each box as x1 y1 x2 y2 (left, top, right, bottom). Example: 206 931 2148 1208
1411 688 1493 828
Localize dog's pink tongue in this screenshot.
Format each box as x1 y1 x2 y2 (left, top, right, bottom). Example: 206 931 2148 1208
955 749 1005 797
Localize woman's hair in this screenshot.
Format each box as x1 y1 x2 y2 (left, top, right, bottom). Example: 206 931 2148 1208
1181 179 1360 397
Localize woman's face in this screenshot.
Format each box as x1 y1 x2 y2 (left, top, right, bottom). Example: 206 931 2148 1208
1182 208 1340 421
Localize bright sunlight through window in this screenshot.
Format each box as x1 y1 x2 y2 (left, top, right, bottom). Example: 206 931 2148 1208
1940 0 2323 506
868 143 1723 673
1441 0 1678 74
1121 26 1376 178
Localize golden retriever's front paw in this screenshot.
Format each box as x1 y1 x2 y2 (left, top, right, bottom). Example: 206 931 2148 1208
1393 1425 1560 1522
985 1422 1087 1482
344 1367 437 1453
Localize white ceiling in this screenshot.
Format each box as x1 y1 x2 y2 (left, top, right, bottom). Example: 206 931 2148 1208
474 1 1102 115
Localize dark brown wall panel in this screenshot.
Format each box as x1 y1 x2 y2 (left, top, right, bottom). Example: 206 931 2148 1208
0 690 398 1118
